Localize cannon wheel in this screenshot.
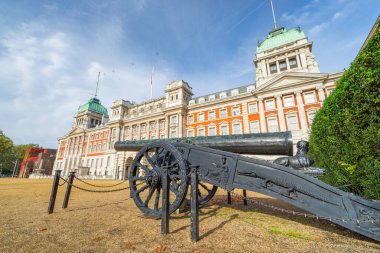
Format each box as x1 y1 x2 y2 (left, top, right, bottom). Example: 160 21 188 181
129 142 188 217
198 183 218 207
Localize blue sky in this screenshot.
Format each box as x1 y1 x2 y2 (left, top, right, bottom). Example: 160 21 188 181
0 0 379 148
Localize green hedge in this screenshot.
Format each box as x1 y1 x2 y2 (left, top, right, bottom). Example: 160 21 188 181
309 21 380 199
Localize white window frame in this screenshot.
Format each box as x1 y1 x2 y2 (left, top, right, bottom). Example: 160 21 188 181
220 124 229 135
197 128 205 137
232 122 242 134
208 126 216 136
198 113 204 122
208 111 216 120
248 103 258 113
307 109 318 125
198 97 205 103
232 106 240 116
267 116 279 133
220 108 227 118
170 115 178 124
304 91 317 104
286 113 299 130
250 121 260 133
187 129 194 137
265 99 275 110
188 115 194 124
209 95 215 101
219 92 227 99
283 95 295 107
231 89 239 96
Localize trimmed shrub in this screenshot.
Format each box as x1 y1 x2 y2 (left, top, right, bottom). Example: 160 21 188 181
309 21 380 199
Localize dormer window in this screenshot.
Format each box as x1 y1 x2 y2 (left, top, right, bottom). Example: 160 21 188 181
209 95 215 101
289 58 297 69
198 97 205 103
189 100 195 105
247 85 255 92
220 92 227 99
270 63 277 74
231 89 239 96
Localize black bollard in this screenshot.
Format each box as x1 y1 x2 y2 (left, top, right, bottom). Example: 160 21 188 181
227 191 232 204
161 166 169 235
48 170 62 214
190 165 199 242
243 190 248 206
62 171 75 209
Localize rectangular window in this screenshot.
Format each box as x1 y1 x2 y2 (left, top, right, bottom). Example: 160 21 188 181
170 131 177 138
187 129 194 137
159 121 165 129
269 63 277 74
198 128 205 136
141 125 146 132
232 106 240 116
232 123 242 134
220 125 229 135
208 126 216 136
283 96 295 107
265 99 275 110
286 114 299 130
279 61 287 71
188 115 194 124
170 115 178 124
307 110 317 125
250 121 260 133
198 113 204 122
326 88 335 96
304 91 316 104
220 108 227 118
289 58 297 69
248 103 258 113
267 117 278 132
208 111 215 120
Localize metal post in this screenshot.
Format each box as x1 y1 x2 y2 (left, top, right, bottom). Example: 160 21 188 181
227 191 232 205
161 166 169 235
62 171 75 208
48 170 61 214
243 190 248 206
190 165 199 242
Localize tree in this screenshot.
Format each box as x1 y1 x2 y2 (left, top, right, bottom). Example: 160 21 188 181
0 131 15 175
309 21 380 199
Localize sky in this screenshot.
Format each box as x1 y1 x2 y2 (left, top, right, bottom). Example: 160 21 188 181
0 0 379 148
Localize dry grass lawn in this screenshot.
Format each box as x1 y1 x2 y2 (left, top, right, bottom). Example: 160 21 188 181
0 178 379 253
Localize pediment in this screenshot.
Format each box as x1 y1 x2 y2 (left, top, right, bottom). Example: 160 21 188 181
255 72 327 93
65 127 86 137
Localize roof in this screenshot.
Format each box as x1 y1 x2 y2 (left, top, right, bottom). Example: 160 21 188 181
257 27 306 53
77 97 108 116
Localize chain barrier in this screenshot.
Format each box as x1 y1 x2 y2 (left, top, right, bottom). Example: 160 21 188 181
59 176 143 193
74 176 128 188
59 177 68 186
230 191 380 224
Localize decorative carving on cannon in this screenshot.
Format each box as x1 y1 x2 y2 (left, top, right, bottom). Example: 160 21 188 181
114 132 380 242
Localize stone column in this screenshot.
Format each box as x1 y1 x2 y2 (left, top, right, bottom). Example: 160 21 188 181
156 120 159 139
276 95 286 131
295 90 308 130
166 115 170 138
258 98 267 133
179 113 183 138
317 86 326 104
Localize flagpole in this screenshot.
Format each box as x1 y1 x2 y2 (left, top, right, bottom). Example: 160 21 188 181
150 67 154 100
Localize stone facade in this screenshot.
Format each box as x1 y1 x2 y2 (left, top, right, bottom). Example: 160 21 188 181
53 26 342 179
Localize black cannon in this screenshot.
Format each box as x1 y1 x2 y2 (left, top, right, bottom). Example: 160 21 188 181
114 132 380 242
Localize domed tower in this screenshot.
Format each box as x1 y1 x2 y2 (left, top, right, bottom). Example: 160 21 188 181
254 26 320 87
73 97 109 129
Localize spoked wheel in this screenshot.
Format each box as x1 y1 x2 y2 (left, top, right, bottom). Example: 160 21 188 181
129 142 188 217
198 183 218 207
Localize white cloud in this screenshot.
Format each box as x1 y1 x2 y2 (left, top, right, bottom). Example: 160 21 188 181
332 12 342 21
0 20 177 148
309 22 330 35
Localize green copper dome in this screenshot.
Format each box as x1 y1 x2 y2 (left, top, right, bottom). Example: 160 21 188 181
257 27 306 53
77 97 108 116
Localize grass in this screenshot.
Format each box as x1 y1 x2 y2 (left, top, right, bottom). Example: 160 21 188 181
0 178 379 253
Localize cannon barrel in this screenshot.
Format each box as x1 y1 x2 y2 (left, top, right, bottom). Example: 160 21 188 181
114 131 293 156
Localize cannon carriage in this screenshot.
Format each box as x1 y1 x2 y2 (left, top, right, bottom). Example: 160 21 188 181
114 132 380 242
